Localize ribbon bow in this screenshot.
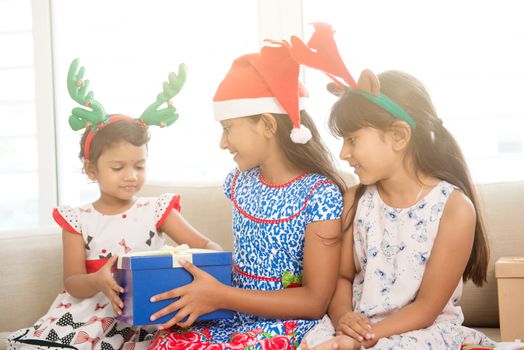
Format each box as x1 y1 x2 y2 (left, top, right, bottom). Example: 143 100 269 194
106 323 136 342
137 328 154 342
85 235 93 250
46 329 75 345
118 239 131 254
94 302 109 311
56 302 72 309
33 326 47 337
145 231 155 246
75 331 100 350
101 341 117 350
57 312 84 329
123 342 136 350
85 316 114 332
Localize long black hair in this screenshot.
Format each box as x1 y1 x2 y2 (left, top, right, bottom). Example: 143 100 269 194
329 70 489 286
250 110 346 194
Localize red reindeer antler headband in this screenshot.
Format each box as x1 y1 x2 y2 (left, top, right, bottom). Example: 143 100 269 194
290 23 416 129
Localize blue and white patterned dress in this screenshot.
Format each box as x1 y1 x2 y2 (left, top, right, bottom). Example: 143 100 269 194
351 181 494 349
148 167 343 350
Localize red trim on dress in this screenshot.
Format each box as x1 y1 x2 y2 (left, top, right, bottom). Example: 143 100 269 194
231 170 332 224
233 262 281 282
52 208 81 235
259 172 307 188
85 259 110 273
156 194 181 229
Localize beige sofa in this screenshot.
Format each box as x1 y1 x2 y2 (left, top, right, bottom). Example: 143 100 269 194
1 179 523 349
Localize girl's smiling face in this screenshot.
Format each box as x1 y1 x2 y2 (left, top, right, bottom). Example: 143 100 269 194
339 127 399 185
87 141 147 204
219 116 270 171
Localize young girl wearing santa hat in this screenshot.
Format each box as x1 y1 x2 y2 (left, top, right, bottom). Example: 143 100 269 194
144 41 346 349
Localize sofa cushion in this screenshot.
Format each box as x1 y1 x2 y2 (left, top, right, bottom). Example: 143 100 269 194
138 181 233 251
0 228 63 333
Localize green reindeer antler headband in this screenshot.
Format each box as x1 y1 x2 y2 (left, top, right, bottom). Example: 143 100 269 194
67 58 187 159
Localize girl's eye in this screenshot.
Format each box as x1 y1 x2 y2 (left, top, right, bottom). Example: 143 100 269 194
136 165 145 170
111 167 123 171
346 137 356 145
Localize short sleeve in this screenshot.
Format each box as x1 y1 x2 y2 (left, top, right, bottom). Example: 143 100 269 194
53 206 82 235
155 193 181 229
223 169 237 200
306 181 343 223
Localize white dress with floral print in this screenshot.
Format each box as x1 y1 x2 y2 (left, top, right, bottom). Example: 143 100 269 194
351 182 494 349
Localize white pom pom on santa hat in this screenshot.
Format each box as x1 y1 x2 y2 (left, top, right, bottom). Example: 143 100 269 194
213 42 311 144
290 125 312 144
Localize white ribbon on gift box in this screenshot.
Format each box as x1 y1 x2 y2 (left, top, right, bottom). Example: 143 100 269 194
116 244 217 269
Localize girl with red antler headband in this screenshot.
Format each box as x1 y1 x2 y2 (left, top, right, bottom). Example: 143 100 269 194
142 40 346 349
291 23 495 350
7 59 221 350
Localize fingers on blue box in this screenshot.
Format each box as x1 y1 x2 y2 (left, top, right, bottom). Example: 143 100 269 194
114 246 234 326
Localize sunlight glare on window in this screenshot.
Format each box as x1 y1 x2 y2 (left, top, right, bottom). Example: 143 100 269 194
302 0 524 183
52 0 259 206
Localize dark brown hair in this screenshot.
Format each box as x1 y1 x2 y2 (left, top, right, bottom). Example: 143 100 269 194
250 110 346 194
79 116 150 164
328 70 489 286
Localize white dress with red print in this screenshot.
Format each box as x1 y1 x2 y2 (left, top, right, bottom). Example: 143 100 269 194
7 194 181 350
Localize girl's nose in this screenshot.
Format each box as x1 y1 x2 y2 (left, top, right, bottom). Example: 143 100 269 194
339 144 351 161
125 169 138 181
339 147 349 160
219 133 228 150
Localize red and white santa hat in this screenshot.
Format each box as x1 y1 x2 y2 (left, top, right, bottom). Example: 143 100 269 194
213 41 312 144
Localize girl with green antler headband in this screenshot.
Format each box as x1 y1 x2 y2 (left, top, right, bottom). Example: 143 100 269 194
66 58 186 161
7 59 222 350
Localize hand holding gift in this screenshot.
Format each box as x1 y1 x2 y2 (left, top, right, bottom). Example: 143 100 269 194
150 258 226 329
114 245 233 326
93 256 124 316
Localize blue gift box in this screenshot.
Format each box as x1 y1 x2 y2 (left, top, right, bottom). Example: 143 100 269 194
114 247 234 326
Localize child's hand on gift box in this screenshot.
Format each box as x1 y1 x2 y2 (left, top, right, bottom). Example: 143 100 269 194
94 256 124 316
149 258 225 329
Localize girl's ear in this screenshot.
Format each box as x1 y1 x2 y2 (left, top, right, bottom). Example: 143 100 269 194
260 113 278 138
84 160 98 181
388 120 412 151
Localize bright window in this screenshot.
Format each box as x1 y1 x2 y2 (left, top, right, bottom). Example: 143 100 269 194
2 0 522 232
0 0 39 229
302 0 524 183
52 0 259 206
